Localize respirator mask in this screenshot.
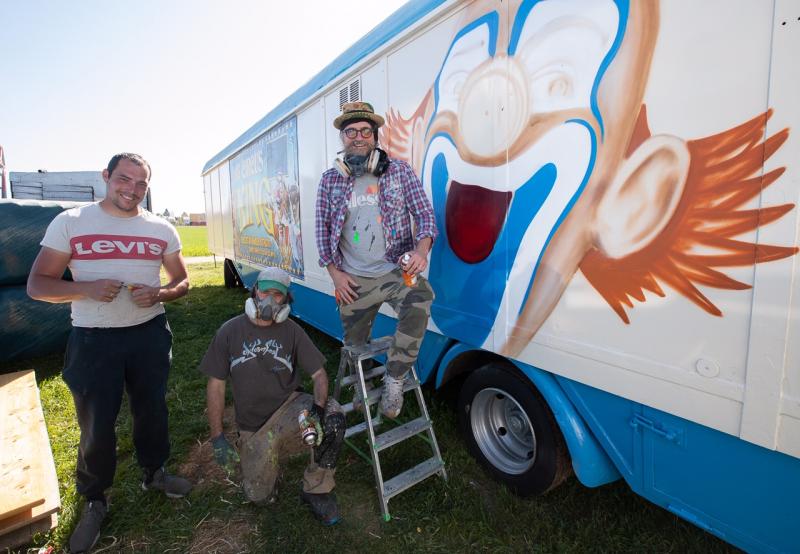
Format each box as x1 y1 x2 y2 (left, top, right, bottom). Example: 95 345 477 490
343 153 369 177
333 148 389 178
245 291 290 323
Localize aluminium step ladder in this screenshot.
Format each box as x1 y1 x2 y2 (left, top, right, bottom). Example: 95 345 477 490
333 336 447 520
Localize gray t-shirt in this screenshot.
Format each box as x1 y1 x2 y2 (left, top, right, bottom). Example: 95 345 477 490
199 315 326 432
340 174 396 278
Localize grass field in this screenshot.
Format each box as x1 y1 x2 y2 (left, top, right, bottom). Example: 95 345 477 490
2 263 738 553
176 225 211 257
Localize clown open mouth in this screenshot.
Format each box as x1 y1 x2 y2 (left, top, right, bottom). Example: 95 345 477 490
422 122 595 346
446 181 512 263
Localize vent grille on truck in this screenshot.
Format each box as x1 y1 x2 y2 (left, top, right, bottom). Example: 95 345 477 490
339 79 361 108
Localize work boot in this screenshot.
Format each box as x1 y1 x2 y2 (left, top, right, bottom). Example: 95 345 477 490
301 491 341 525
69 500 107 553
141 467 192 498
379 372 407 419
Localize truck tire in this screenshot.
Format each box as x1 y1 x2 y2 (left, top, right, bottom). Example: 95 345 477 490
223 258 243 288
458 364 571 496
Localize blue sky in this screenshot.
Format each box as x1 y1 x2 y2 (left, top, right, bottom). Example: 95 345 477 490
0 0 407 214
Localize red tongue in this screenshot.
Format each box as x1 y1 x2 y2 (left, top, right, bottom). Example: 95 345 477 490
446 181 511 263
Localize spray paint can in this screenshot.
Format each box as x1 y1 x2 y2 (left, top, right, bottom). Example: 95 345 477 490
401 253 417 287
298 409 318 446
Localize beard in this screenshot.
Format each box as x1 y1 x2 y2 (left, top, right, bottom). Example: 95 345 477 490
343 142 375 177
344 141 374 158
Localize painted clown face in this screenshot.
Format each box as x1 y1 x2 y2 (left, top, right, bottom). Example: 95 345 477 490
383 0 794 358
403 0 655 353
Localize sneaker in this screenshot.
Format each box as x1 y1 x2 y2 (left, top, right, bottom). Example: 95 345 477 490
379 372 407 419
69 500 107 553
301 491 341 525
141 467 192 498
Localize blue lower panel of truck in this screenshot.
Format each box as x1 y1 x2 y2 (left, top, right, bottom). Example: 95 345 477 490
558 378 800 553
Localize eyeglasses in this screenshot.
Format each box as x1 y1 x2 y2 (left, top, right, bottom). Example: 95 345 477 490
342 127 374 139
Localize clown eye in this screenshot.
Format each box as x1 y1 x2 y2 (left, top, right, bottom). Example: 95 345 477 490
512 0 618 113
442 70 470 101
548 75 572 97
527 68 575 104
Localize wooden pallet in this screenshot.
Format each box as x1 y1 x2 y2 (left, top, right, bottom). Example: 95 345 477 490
0 370 60 550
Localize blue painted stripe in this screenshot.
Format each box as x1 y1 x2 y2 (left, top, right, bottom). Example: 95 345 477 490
592 0 629 139
202 0 448 175
507 0 541 55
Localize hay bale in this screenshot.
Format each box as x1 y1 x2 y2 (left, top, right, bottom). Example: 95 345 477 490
0 285 71 364
0 200 80 286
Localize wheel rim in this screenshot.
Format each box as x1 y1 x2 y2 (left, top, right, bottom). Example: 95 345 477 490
470 387 535 474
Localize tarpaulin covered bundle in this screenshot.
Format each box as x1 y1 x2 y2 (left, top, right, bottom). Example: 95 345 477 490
0 285 71 365
0 199 79 286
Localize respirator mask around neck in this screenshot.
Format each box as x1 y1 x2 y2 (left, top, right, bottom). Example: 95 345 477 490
343 153 369 177
245 292 290 324
333 148 388 179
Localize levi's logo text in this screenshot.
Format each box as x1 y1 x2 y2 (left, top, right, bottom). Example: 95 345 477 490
70 234 167 260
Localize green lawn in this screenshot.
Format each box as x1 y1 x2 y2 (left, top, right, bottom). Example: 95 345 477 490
3 263 737 553
176 225 211 257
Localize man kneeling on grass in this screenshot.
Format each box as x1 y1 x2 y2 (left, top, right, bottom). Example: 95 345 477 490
199 267 345 524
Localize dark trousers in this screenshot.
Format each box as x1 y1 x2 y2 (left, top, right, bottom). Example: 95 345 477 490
62 314 173 500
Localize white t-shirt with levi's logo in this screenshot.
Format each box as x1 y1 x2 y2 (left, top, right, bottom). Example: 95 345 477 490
41 202 181 328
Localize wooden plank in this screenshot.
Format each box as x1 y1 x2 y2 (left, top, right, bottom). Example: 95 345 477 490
0 371 47 518
0 370 61 538
0 513 58 551
0 499 43 522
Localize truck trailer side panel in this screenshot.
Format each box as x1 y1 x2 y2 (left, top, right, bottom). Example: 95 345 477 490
203 1 800 550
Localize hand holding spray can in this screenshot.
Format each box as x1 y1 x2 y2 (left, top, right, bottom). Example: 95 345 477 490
401 253 417 287
298 409 318 446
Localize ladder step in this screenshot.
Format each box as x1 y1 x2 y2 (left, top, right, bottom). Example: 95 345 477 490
344 420 368 439
340 365 386 387
383 457 444 500
374 417 431 452
342 336 393 359
340 378 420 414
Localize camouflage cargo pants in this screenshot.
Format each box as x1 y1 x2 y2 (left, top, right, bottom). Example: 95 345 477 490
237 393 345 504
339 267 434 378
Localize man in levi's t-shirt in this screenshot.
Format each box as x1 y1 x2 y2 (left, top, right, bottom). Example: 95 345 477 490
27 153 191 553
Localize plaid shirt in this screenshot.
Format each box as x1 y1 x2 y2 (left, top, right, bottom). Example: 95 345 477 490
315 158 437 270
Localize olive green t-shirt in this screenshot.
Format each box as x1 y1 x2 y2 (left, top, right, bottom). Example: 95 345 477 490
199 314 325 432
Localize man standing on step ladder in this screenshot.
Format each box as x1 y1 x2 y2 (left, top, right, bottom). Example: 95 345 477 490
315 101 437 419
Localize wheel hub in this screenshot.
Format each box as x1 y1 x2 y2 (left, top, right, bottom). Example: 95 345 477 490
470 387 536 474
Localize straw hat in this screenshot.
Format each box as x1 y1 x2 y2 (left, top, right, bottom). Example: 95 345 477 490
333 101 385 130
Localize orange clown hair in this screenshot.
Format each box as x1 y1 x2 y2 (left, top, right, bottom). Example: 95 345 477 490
580 106 797 323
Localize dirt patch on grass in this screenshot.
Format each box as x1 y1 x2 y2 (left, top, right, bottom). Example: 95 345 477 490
187 516 255 554
179 406 240 488
344 493 383 537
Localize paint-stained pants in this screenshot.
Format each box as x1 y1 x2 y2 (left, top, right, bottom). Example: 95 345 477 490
237 393 344 504
339 268 434 378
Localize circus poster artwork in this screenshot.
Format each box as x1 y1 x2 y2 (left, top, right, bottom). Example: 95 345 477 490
229 117 304 278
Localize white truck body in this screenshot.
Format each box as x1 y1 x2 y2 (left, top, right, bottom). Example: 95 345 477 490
203 2 800 551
